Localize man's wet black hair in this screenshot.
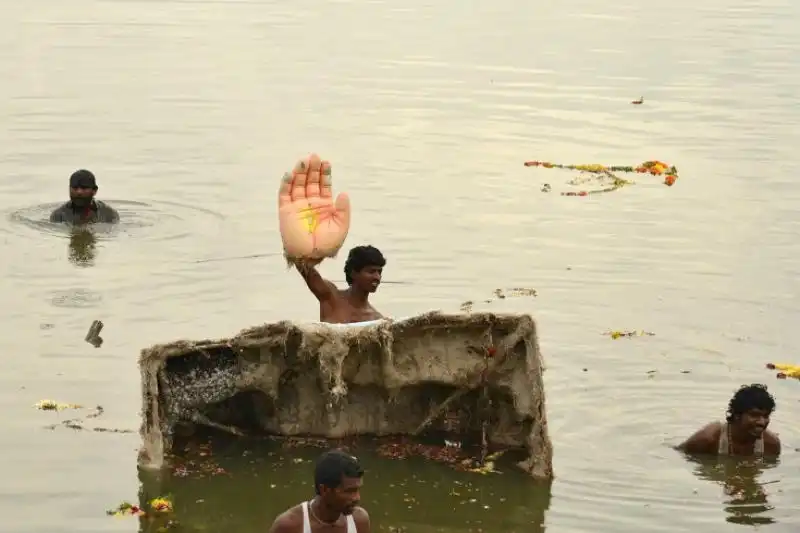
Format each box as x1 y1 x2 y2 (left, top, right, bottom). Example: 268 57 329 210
314 449 364 495
69 169 97 189
344 245 386 285
726 383 776 423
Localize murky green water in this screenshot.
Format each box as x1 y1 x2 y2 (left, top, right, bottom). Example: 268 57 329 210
2 0 799 531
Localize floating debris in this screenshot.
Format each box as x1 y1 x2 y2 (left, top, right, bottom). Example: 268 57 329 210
375 437 506 475
766 363 800 380
150 497 173 513
280 436 331 449
41 404 134 433
494 288 537 299
523 159 679 195
106 501 144 517
85 319 104 348
468 450 506 474
34 399 82 411
459 287 537 313
170 442 228 478
604 330 655 340
106 495 173 517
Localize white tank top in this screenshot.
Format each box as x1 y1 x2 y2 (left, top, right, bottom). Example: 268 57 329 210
718 422 764 456
302 501 357 533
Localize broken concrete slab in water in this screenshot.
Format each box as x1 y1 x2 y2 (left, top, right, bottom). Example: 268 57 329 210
137 311 553 480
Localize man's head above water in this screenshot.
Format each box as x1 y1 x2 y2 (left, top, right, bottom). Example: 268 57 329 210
69 169 98 208
344 245 386 294
726 383 776 438
314 449 364 516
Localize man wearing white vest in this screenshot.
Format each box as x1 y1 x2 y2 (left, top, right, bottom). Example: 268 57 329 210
269 450 371 533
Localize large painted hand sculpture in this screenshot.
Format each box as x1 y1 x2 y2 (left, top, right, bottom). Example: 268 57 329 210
278 153 351 261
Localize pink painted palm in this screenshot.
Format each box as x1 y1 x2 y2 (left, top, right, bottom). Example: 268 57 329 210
278 153 351 260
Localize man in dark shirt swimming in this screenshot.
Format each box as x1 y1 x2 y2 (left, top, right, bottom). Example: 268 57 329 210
49 169 120 224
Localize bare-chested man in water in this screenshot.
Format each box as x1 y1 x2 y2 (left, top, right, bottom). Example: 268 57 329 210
294 245 386 324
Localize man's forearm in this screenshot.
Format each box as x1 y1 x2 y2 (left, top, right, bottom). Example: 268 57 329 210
289 256 334 300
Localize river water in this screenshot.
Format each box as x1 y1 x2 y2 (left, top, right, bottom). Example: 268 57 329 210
1 0 799 531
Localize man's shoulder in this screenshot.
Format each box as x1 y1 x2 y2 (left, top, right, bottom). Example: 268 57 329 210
268 505 303 533
50 201 71 214
706 420 724 434
94 199 118 212
679 421 722 453
352 506 370 529
699 421 724 442
49 202 71 221
763 429 781 453
93 200 120 222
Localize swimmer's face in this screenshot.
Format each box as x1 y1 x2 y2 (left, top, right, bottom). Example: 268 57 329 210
352 265 382 293
70 186 96 207
321 475 362 515
736 408 770 437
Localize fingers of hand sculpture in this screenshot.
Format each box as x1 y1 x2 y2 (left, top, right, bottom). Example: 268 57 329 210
278 172 293 208
305 154 323 199
320 160 333 199
291 156 309 202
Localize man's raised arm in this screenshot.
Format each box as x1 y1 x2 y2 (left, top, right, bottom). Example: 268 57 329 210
294 258 336 302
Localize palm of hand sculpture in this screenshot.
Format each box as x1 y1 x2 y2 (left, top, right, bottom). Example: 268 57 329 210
278 153 351 260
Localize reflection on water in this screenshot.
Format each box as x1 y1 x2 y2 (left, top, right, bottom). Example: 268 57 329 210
135 435 551 533
689 455 780 526
68 228 97 267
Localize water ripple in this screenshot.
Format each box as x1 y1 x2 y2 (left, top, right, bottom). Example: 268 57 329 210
3 199 224 242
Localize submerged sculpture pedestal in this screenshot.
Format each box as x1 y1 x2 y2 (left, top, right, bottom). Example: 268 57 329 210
137 311 553 480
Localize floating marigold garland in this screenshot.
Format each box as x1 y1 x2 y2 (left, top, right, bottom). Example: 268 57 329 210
766 363 800 380
34 399 82 411
106 496 174 517
524 160 679 196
